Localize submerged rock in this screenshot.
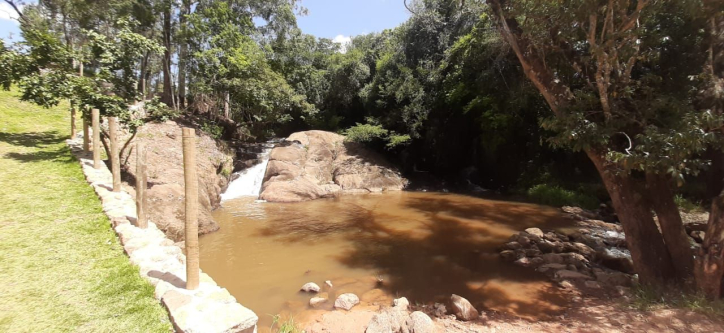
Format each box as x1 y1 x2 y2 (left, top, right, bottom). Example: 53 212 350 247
301 282 321 293
334 293 360 311
309 296 328 308
450 294 478 321
259 131 407 202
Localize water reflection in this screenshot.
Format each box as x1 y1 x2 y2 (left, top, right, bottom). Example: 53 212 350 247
199 191 573 328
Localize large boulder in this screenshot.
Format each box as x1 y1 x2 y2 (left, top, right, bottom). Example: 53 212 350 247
260 131 407 202
120 120 233 241
450 294 478 321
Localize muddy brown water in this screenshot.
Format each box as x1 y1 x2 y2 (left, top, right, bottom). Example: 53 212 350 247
199 191 574 329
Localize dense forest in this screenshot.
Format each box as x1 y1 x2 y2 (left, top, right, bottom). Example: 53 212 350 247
2 0 724 299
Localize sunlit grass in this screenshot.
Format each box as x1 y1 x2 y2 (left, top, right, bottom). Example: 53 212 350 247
630 284 724 318
0 89 171 332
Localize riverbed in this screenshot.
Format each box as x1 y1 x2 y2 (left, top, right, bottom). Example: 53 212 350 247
199 191 574 328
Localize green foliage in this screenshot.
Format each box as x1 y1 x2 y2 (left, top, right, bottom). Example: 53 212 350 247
200 121 224 140
674 195 705 213
343 123 388 143
270 314 303 333
144 97 177 122
526 184 600 210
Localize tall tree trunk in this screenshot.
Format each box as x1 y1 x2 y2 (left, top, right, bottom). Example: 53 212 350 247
646 173 695 280
161 4 175 108
177 0 190 108
587 150 677 285
695 192 724 299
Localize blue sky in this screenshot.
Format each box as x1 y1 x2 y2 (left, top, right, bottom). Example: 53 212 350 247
297 0 409 43
0 1 24 42
0 0 410 43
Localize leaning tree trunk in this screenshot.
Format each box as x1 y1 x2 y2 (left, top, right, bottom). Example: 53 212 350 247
646 173 695 281
695 192 724 299
588 150 677 285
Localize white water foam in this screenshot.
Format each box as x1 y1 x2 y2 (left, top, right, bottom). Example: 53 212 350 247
220 142 275 201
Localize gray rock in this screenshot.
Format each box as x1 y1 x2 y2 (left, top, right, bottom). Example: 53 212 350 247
365 312 393 333
554 270 593 280
505 241 522 250
432 303 447 318
517 235 531 246
525 227 545 238
514 256 544 268
585 281 601 289
537 239 556 253
407 311 435 333
595 270 633 287
334 293 360 311
499 250 517 262
393 297 410 311
301 282 320 293
450 294 478 321
309 297 328 308
690 231 705 243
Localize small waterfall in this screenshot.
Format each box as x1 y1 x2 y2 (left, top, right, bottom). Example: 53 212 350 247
221 142 275 201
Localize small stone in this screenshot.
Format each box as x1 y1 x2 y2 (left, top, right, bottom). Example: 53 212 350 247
407 311 435 333
537 240 556 253
525 228 545 238
450 294 478 321
558 280 575 289
432 303 447 318
334 293 360 311
585 281 601 289
615 286 631 296
595 270 632 287
499 250 517 262
309 297 328 308
514 256 544 268
393 297 410 310
505 242 522 250
517 235 531 246
301 282 320 293
325 280 333 288
366 313 391 333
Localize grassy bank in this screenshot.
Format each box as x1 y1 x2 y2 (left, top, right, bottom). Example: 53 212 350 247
0 89 171 332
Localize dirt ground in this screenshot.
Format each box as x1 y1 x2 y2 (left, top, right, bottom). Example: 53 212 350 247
302 289 724 333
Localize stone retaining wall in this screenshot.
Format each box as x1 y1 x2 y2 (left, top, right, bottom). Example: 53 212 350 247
67 137 258 333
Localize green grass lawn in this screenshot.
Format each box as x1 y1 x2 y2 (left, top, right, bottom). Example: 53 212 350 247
0 89 172 332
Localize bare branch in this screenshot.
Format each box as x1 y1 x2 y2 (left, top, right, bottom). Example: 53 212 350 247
3 0 24 21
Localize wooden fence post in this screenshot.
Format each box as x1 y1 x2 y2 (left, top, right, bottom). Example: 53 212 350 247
83 116 90 152
70 105 77 139
182 127 200 290
92 109 101 169
136 142 148 229
109 117 121 192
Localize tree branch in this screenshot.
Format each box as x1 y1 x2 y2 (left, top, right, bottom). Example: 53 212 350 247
3 0 24 22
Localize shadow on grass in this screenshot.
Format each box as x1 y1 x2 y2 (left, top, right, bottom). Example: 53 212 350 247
1 131 74 163
0 130 65 148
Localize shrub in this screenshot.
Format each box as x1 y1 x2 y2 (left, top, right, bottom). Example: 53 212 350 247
145 97 178 122
200 121 223 139
674 194 705 213
527 183 600 210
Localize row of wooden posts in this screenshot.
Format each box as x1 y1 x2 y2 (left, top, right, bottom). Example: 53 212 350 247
74 109 200 290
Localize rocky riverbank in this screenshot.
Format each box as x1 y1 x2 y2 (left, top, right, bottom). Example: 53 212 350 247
120 119 234 241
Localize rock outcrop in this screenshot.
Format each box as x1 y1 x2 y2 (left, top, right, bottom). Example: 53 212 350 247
120 120 234 241
499 207 638 290
259 131 407 202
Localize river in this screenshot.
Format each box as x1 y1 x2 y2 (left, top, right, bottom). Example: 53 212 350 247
199 191 574 329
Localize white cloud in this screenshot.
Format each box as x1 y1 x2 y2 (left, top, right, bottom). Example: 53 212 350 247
332 34 352 53
0 2 22 24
